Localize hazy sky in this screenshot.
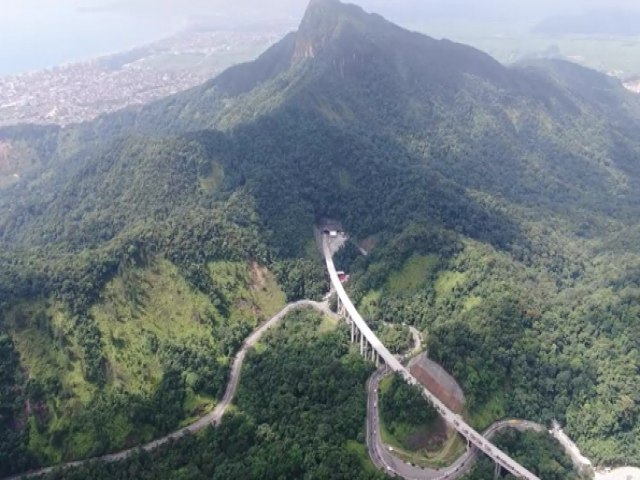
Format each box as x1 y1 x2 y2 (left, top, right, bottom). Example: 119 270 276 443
5 0 640 25
1 0 640 75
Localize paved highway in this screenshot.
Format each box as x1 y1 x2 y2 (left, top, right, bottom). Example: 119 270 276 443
323 234 540 480
367 367 547 480
367 367 472 480
3 235 600 480
5 300 336 480
403 325 423 360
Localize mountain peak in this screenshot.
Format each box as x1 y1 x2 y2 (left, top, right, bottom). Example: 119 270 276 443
302 0 344 18
294 0 368 61
305 0 341 8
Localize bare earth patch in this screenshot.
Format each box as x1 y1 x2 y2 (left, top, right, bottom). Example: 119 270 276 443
409 352 465 413
595 467 640 480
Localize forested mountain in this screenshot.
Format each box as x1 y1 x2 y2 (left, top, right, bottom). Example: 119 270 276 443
1 0 640 476
3 0 640 254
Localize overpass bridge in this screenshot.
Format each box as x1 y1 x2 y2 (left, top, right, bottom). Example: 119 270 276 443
323 234 540 480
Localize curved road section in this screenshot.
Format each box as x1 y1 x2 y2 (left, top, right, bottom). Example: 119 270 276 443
367 368 472 480
323 235 539 480
6 300 335 480
368 367 546 480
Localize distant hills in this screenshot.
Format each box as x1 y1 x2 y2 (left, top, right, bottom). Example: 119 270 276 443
534 10 640 36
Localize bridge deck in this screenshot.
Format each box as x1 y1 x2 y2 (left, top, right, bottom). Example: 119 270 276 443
323 236 539 480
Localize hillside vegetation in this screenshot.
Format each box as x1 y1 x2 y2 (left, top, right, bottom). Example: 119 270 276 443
3 257 285 465
39 309 384 480
462 430 581 480
1 0 640 474
344 221 640 465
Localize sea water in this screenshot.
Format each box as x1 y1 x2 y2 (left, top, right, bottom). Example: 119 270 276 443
0 0 183 76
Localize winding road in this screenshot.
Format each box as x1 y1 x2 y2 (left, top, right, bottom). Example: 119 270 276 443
365 346 545 479
350 235 625 480
324 235 540 480
367 367 472 480
5 300 337 480
6 252 633 480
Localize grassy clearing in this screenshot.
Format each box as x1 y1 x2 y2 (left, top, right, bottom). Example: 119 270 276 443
209 260 285 323
318 315 339 333
8 258 286 463
434 270 467 298
386 254 439 294
181 392 215 426
7 301 95 404
246 262 286 319
93 259 217 394
198 162 225 194
27 416 63 465
345 439 380 475
379 374 392 395
379 416 466 468
423 433 466 467
250 342 268 355
467 393 507 431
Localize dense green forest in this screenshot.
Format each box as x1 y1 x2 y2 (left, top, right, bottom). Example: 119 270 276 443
347 220 640 465
380 374 438 443
377 372 464 467
1 0 640 475
462 430 583 480
0 189 327 475
377 370 582 477
38 309 384 480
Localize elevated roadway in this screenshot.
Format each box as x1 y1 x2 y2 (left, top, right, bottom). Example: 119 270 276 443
323 235 540 480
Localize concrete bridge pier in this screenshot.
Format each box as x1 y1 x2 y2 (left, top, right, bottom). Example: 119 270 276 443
335 290 381 367
348 317 381 367
323 234 540 480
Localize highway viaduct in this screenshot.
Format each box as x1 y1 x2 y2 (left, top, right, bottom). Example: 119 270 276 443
323 234 540 480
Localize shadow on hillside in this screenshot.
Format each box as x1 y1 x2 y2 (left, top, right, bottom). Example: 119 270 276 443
187 105 525 258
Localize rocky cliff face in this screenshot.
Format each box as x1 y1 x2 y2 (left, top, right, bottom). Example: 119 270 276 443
293 0 342 62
